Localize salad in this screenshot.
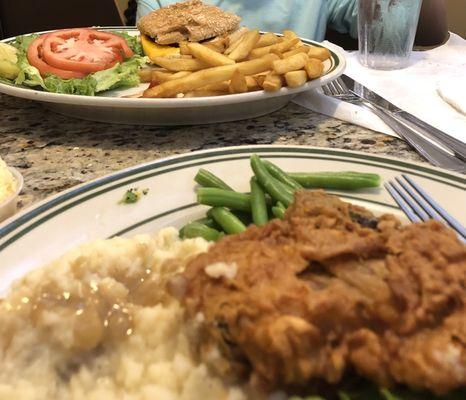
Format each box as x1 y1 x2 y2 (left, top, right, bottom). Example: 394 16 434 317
0 28 147 96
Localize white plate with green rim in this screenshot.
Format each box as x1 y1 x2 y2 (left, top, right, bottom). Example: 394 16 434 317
0 27 345 125
0 145 465 295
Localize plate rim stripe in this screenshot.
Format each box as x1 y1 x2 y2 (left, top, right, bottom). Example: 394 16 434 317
109 194 401 238
0 147 463 251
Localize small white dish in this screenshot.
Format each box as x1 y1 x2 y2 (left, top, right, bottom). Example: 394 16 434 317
0 167 23 223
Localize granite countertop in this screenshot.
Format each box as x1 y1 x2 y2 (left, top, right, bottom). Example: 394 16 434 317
0 93 423 210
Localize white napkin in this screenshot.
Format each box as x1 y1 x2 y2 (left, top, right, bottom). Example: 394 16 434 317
293 33 466 143
294 88 397 136
437 76 466 116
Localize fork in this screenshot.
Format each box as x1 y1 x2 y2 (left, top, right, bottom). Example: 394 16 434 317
322 79 466 173
385 174 466 242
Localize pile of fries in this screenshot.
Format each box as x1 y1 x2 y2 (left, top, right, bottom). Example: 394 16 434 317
139 29 331 98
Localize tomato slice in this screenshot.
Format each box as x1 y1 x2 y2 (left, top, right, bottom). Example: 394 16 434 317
41 29 134 74
27 36 86 79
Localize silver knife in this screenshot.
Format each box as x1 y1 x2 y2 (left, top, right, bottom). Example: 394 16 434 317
341 74 466 162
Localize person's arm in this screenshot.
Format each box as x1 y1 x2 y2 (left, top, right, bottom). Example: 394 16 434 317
326 0 358 39
415 0 448 46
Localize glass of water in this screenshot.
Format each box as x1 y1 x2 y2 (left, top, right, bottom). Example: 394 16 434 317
358 0 423 70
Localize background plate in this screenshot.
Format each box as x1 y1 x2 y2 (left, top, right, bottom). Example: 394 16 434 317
0 28 345 125
0 145 464 295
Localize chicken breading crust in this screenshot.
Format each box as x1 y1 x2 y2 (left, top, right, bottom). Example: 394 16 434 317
181 190 466 395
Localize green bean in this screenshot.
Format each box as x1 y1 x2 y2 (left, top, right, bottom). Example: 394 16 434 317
276 201 286 210
179 217 222 238
250 177 268 226
208 207 247 234
193 217 220 229
232 210 252 226
181 222 224 241
195 168 233 190
250 154 294 207
272 204 286 219
197 188 251 212
288 171 381 190
263 160 302 191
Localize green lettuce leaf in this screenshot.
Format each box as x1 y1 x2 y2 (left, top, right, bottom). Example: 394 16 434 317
11 34 46 89
14 52 46 89
14 34 38 53
92 55 147 93
6 32 147 96
112 31 144 56
43 74 97 95
40 55 147 96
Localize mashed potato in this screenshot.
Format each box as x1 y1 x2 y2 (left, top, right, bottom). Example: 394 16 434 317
0 228 247 400
0 157 17 204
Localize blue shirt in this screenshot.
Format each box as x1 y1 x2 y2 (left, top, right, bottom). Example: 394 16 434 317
136 0 358 42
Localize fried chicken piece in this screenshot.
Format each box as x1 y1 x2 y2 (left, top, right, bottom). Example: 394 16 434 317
181 190 466 395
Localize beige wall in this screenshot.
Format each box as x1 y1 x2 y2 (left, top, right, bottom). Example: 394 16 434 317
446 0 466 38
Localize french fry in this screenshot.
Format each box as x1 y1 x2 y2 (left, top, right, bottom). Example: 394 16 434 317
224 28 249 55
179 41 191 55
199 81 230 92
138 67 168 82
283 45 309 58
253 73 268 87
245 75 261 91
224 36 243 55
203 37 226 53
187 42 235 66
283 30 298 39
249 38 300 59
229 30 261 61
307 46 331 61
304 58 324 79
270 48 284 59
139 68 154 82
273 53 308 75
151 70 191 84
262 72 283 92
152 56 209 71
283 29 304 48
285 70 308 88
184 90 226 97
203 41 224 53
144 54 277 98
225 27 249 47
229 69 248 93
255 32 281 48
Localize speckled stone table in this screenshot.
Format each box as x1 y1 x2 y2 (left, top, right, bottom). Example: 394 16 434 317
0 93 423 210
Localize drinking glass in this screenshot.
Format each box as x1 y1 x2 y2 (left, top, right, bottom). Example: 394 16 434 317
358 0 423 70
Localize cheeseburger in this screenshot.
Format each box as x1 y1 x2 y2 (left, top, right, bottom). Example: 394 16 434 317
137 0 242 60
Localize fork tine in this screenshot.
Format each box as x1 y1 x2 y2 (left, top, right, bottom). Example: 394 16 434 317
322 84 332 96
336 77 350 93
330 80 342 96
325 81 337 96
393 176 431 221
402 174 466 238
327 81 338 95
323 79 360 101
333 78 347 95
385 182 422 223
